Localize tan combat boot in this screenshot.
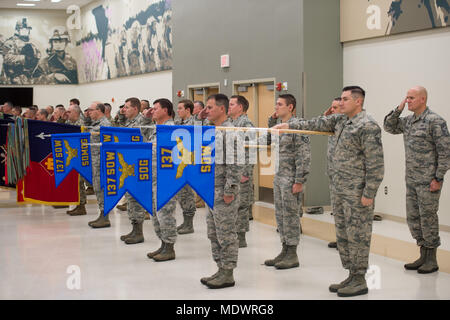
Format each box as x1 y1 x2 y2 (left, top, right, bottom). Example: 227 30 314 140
418 247 439 274
201 268 223 285
124 222 144 244
153 242 175 262
275 245 299 269
89 212 110 228
404 246 426 270
178 215 194 235
147 241 165 259
67 205 87 216
264 243 287 266
329 272 353 293
206 269 235 289
337 274 368 297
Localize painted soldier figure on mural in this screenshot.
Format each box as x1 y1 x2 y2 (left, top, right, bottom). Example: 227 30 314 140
2 18 41 85
33 28 78 84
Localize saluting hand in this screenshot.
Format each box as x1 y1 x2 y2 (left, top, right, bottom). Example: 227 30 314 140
397 97 407 112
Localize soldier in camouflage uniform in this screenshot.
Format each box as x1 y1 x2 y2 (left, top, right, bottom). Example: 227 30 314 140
192 100 208 208
324 98 341 249
86 102 112 228
228 95 256 248
263 94 311 270
65 103 87 216
174 100 198 234
33 28 78 84
119 97 152 244
274 86 384 297
3 18 41 85
200 94 244 289
146 99 178 262
384 86 450 274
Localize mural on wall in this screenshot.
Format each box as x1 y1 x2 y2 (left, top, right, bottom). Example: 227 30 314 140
76 0 172 83
341 0 449 42
0 17 78 85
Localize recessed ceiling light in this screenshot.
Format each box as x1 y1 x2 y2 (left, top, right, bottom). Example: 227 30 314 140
24 0 41 2
51 0 62 3
17 3 36 6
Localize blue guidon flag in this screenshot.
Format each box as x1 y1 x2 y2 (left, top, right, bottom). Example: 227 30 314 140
51 132 93 187
100 127 143 143
100 126 144 188
101 142 152 216
156 125 215 210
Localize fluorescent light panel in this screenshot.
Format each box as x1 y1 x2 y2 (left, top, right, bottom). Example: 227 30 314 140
17 3 36 6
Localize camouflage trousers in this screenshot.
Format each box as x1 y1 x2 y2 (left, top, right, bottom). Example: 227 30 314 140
79 176 87 206
406 181 441 248
152 197 177 244
236 176 254 233
92 162 104 214
126 193 146 224
207 188 240 270
273 179 302 246
176 185 196 217
333 193 374 275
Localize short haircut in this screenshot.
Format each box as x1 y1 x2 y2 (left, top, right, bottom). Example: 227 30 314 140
342 86 365 99
30 105 38 111
70 104 82 115
207 93 229 113
70 98 80 106
279 94 296 110
179 99 194 114
55 104 65 110
153 98 174 118
125 97 141 109
12 105 22 113
141 99 150 109
194 100 204 108
27 108 37 117
95 103 105 114
230 95 249 112
38 109 48 118
104 103 112 113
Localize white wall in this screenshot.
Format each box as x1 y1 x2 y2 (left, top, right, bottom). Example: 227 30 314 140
32 85 80 108
29 70 171 113
76 70 172 114
343 27 450 227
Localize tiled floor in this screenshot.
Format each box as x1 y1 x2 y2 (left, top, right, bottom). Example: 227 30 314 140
0 190 449 300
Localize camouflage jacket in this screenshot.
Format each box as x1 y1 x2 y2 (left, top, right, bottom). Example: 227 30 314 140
148 119 174 143
290 111 384 198
175 115 195 126
384 106 450 183
66 118 84 127
124 113 152 142
275 117 311 184
90 116 112 154
230 114 256 178
215 119 244 196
